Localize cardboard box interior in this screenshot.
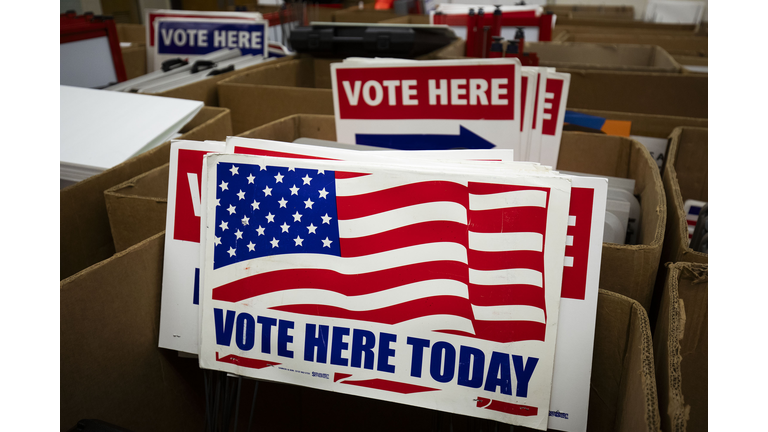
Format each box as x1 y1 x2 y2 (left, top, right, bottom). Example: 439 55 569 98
60 106 232 280
525 41 681 73
653 262 707 432
152 55 295 107
217 56 339 135
661 127 708 266
61 232 206 432
562 68 707 119
105 164 170 253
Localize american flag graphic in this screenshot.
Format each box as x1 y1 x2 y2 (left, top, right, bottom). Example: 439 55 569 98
210 159 551 343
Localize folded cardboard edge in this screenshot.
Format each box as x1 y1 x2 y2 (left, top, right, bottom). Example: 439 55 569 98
61 231 166 287
658 262 708 431
664 127 708 264
104 163 170 201
595 289 661 432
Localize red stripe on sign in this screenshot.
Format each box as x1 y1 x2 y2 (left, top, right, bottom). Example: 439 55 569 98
467 284 546 309
476 397 538 417
335 171 371 179
215 352 280 369
561 187 594 300
334 373 352 382
340 378 440 394
542 77 564 137
335 64 517 120
468 207 548 234
520 75 528 132
174 149 213 243
337 181 469 219
466 249 543 272
340 221 468 257
212 261 470 303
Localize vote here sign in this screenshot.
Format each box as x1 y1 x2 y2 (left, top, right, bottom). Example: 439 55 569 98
331 59 522 151
153 18 268 71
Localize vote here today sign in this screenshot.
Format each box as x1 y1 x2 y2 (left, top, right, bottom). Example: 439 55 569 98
331 58 523 151
198 152 572 430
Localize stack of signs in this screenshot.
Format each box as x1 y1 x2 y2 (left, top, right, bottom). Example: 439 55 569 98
105 48 273 94
159 136 608 431
145 9 267 72
330 58 570 168
561 170 640 245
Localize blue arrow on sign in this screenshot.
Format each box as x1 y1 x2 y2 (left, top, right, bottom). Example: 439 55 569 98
355 126 495 150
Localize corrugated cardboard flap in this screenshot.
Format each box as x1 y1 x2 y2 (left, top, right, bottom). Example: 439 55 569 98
590 289 661 432
60 232 206 431
662 127 707 265
104 164 170 252
654 262 707 432
217 57 337 135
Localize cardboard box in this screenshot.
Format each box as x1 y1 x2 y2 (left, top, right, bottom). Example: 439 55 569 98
431 39 683 74
559 33 708 57
60 106 232 280
562 68 707 119
116 23 145 44
121 44 147 80
554 17 697 33
105 164 170 253
590 289 661 431
238 114 665 312
557 132 666 313
566 109 708 139
525 41 682 73
152 55 296 107
101 0 141 24
653 262 707 432
61 232 206 432
661 127 708 266
217 56 339 135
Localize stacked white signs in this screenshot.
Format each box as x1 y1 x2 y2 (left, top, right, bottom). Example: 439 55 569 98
331 58 570 169
158 58 603 432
